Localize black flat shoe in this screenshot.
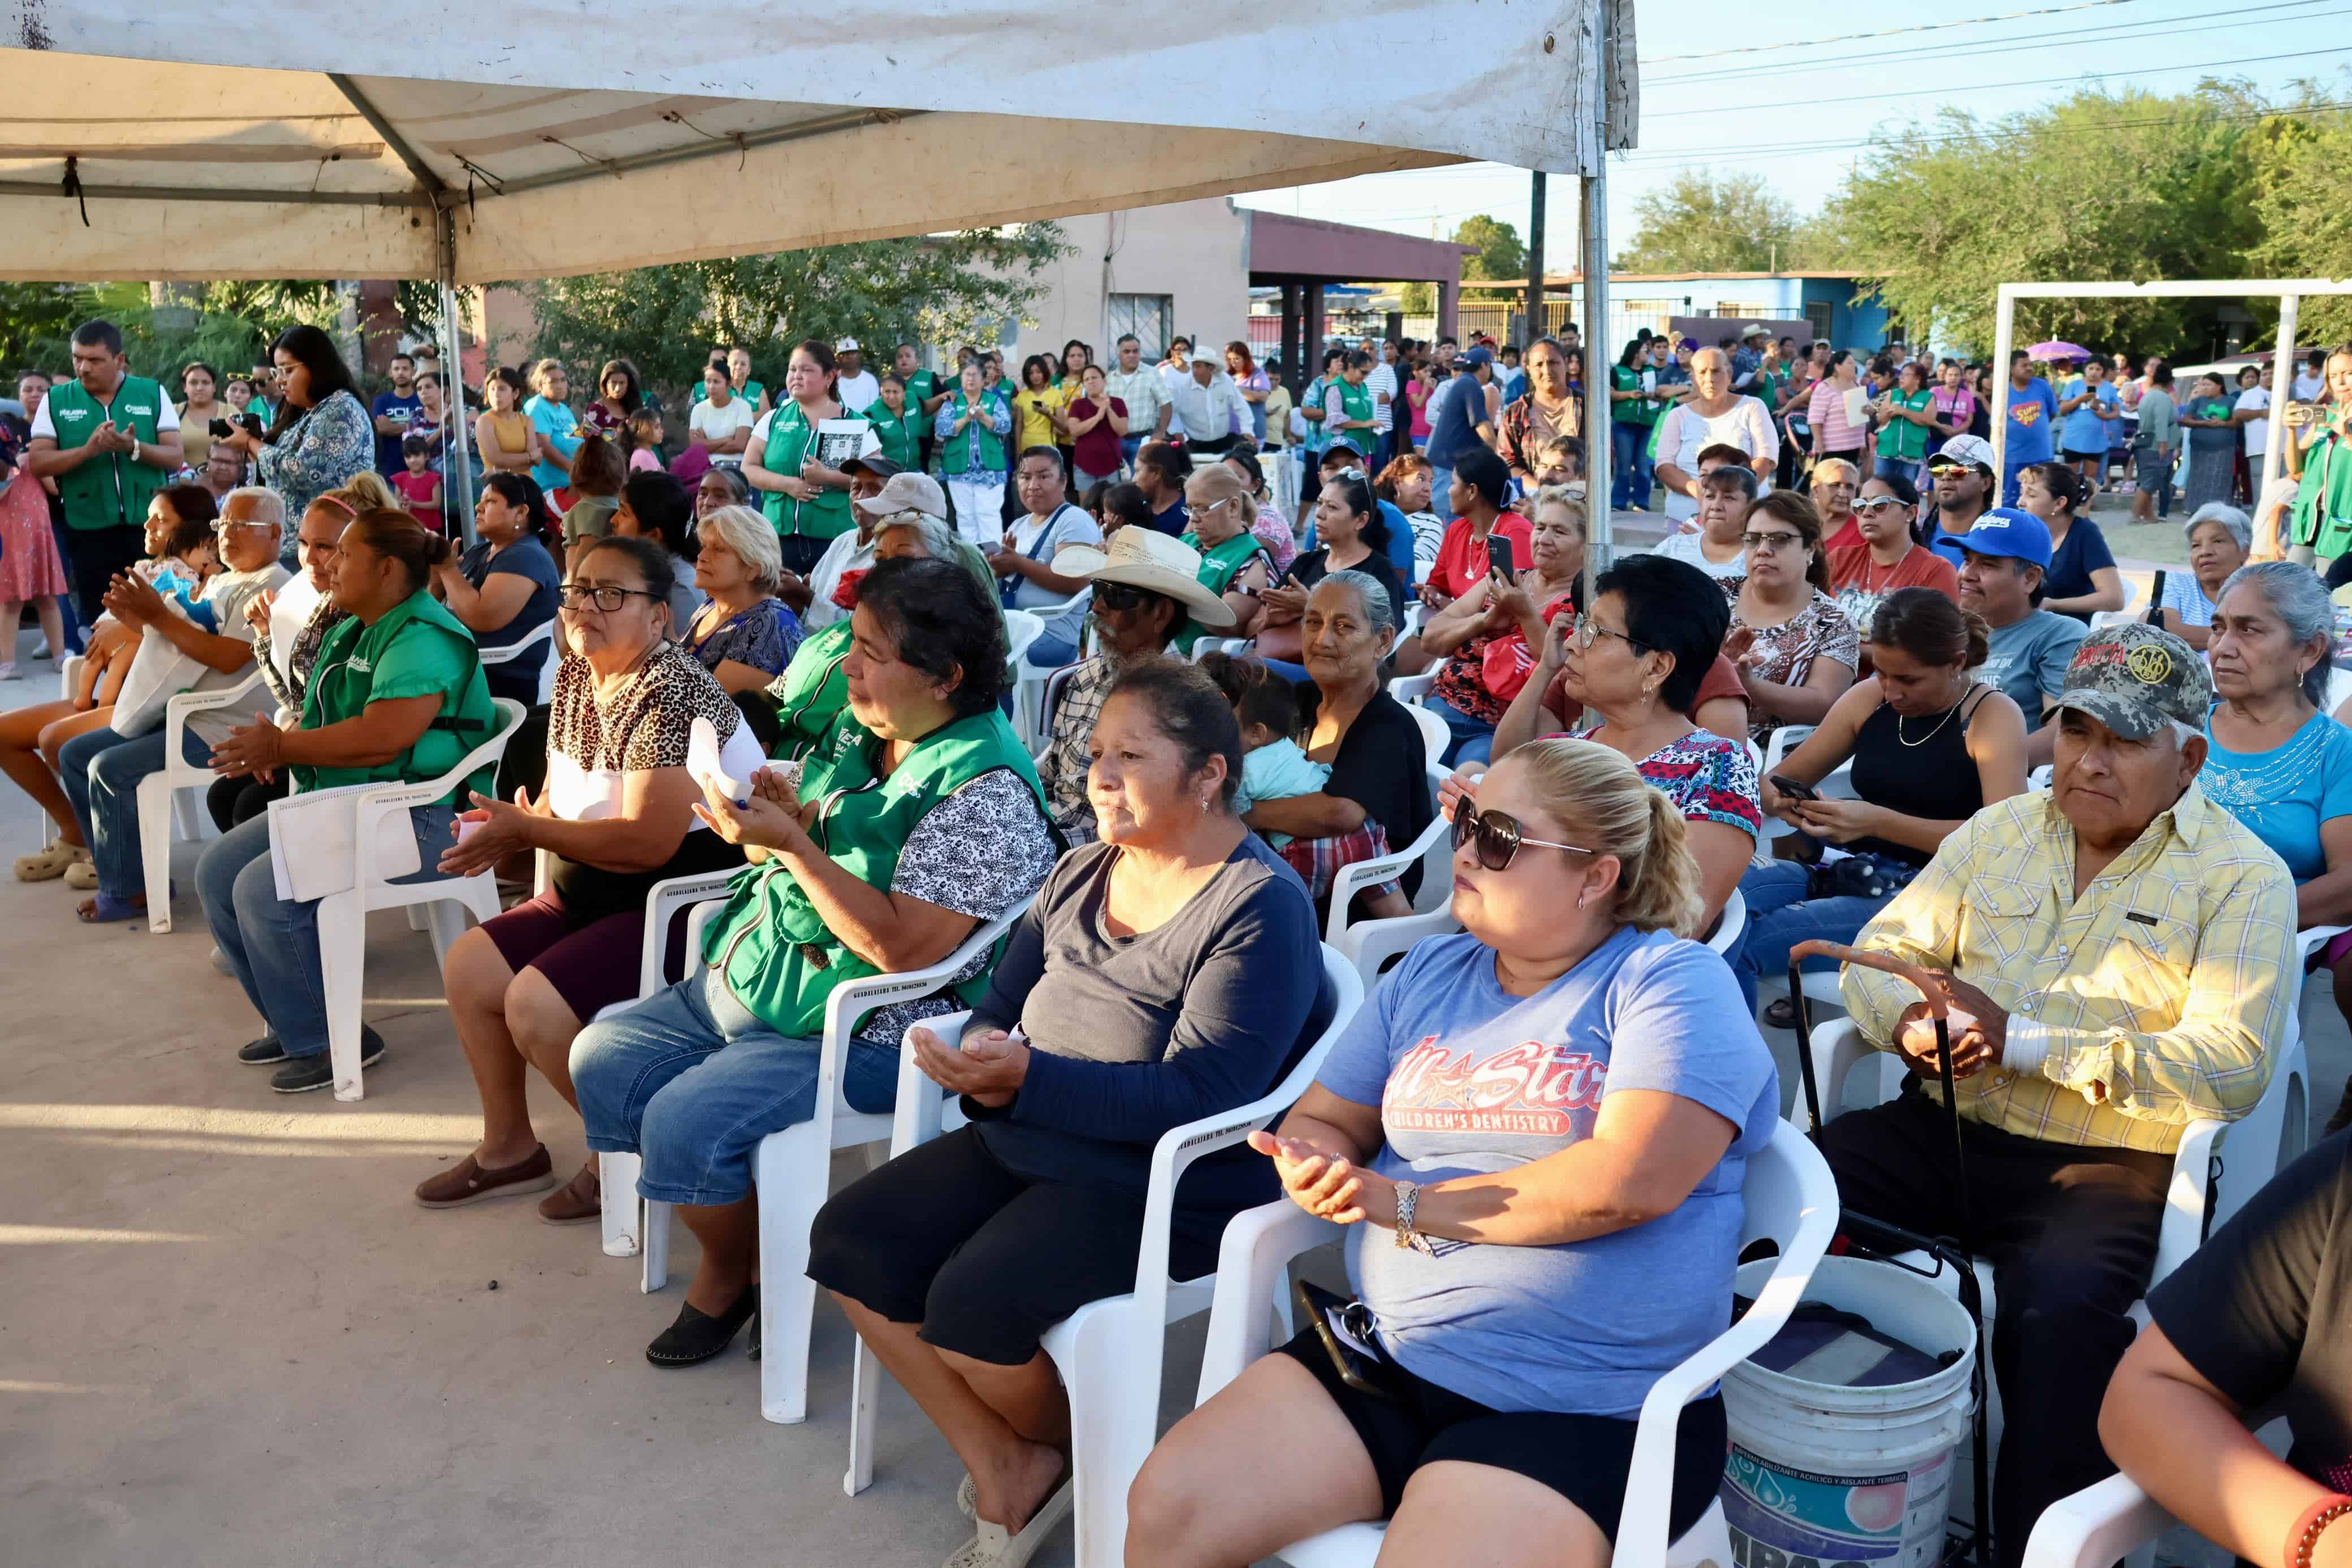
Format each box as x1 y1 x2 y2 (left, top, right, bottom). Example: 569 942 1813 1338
2327 1073 2352 1139
1762 997 1801 1030
647 1285 760 1368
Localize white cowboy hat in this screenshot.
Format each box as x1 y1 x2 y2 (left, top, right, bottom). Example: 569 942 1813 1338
1051 529 1236 628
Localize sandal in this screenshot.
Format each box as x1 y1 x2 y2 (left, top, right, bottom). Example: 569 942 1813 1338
415 1144 557 1209
1762 996 1801 1030
13 840 88 882
536 1160 602 1225
646 1284 760 1368
75 890 155 924
943 1466 1073 1568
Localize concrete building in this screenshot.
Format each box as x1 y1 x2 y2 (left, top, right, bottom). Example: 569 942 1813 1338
1458 271 1895 357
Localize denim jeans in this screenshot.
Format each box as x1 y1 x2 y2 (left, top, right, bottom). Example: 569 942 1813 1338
58 722 213 901
1428 692 1496 766
1874 456 1922 489
1733 858 1896 1015
1024 632 1080 669
196 804 459 1059
571 965 900 1207
2001 454 2035 508
1611 422 1654 510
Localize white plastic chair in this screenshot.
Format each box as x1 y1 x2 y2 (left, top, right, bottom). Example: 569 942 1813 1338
1203 1120 1839 1568
631 892 1040 1426
477 620 558 706
2018 1472 2176 1568
298 696 526 1102
2088 610 2136 632
844 947 1368 1568
1001 608 1043 675
1706 886 1746 957
134 669 267 933
2029 763 2053 790
1388 669 1438 710
1011 594 1086 745
1325 764 1454 977
1030 661 1084 760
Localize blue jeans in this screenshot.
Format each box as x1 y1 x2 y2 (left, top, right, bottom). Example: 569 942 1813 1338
2001 454 2037 508
1025 632 1079 669
58 722 212 901
1429 693 1496 766
571 965 901 1207
197 804 458 1058
1732 859 1895 1015
1120 434 1145 471
1611 422 1654 510
1874 456 1922 488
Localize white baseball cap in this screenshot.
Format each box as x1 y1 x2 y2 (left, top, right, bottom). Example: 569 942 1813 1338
834 337 861 353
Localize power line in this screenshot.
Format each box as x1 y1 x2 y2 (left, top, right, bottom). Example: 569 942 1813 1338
1646 42 2352 119
1641 0 2153 64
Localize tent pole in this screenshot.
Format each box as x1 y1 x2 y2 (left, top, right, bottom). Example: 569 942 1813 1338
1579 0 1610 591
438 202 476 549
1990 287 2016 503
2275 294 2306 565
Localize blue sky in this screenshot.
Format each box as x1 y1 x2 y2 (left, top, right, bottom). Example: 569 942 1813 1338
1235 0 2352 265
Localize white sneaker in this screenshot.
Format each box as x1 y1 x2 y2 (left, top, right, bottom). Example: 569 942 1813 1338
210 945 234 976
0 661 18 681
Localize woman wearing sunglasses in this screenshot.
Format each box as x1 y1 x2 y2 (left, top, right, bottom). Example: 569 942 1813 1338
1134 737 1779 1568
1826 473 1958 653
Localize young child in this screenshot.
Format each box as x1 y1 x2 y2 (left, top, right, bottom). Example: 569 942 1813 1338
1203 656 1329 849
392 434 443 531
625 408 667 473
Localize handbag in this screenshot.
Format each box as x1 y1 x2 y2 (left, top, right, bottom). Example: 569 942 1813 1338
1805 850 1919 903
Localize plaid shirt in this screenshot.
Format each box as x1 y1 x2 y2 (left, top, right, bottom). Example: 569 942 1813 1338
1278 820 1402 904
1036 655 1118 842
1840 786 2295 1155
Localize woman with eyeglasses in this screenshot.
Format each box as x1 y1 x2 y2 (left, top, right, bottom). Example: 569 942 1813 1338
1132 737 1778 1568
570 556 1057 1367
1736 586 2025 1022
416 534 758 1221
1723 491 1858 740
1827 473 1959 648
198 509 501 1093
1177 464 1274 652
1449 552 1761 934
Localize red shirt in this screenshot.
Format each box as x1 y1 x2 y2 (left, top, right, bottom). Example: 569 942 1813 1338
1822 513 1864 553
1428 512 1534 599
1068 396 1127 477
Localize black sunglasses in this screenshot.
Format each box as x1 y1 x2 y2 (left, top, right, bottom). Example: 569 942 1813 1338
1451 806 1595 872
1093 582 1164 612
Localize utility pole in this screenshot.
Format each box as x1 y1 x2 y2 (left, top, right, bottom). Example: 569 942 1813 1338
1525 172 1547 348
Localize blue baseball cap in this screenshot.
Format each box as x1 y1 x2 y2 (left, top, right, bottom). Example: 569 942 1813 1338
1452 346 1495 368
1950 508 2052 569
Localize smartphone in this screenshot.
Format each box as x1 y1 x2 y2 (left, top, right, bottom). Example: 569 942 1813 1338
1294 1278 1399 1400
1769 774 1818 803
210 418 234 438
1485 534 1516 581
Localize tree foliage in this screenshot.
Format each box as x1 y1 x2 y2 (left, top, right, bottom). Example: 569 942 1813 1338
2246 90 2352 343
508 226 1070 403
1453 214 1528 283
1614 171 1811 274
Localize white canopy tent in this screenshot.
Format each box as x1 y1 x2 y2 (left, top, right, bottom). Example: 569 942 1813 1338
0 4 1607 284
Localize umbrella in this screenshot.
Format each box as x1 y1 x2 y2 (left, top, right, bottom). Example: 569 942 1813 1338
2026 340 2092 361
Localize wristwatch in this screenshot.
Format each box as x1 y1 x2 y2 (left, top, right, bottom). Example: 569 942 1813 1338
1394 1180 1432 1255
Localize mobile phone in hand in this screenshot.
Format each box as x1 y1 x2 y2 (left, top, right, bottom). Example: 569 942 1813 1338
1768 774 1818 803
1485 534 1516 581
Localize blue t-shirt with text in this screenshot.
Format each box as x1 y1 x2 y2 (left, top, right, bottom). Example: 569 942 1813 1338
2005 377 2060 464
1316 926 1779 1418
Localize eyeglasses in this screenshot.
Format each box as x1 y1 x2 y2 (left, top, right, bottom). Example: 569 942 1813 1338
1741 531 1806 552
1452 806 1595 873
1925 461 1977 479
213 517 275 534
1092 582 1161 612
558 583 659 612
1854 497 1908 516
1577 620 1648 653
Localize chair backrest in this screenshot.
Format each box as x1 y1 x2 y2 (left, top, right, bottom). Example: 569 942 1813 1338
1705 887 1746 956
1002 608 1044 672
1739 1119 1838 1253
478 620 559 705
1761 725 1814 777
1405 701 1449 773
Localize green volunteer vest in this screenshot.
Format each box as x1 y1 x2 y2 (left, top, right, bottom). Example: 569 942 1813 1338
47 374 168 531
1173 530 1269 653
1878 389 1935 462
940 389 1009 477
901 369 937 411
294 590 499 802
762 618 856 761
759 401 854 542
702 707 1046 1038
1611 365 1658 428
864 401 923 473
1337 379 1376 456
2295 431 2352 557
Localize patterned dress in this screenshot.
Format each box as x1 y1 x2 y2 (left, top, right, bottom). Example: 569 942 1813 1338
257 389 373 529
1566 725 1762 843
1731 590 1861 740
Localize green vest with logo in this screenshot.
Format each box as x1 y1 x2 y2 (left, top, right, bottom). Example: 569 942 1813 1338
46 374 168 531
1337 379 1376 456
864 400 923 473
760 618 856 762
759 401 855 542
1171 530 1269 654
295 590 500 802
702 707 1045 1038
940 389 1009 478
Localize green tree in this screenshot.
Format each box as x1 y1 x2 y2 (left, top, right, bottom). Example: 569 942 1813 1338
1454 214 1527 281
509 226 1069 405
1816 88 2269 358
2246 92 2352 344
1613 171 1807 273
1 279 355 387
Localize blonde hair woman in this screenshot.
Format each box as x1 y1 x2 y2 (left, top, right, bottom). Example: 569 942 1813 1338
681 503 801 695
1132 737 1780 1568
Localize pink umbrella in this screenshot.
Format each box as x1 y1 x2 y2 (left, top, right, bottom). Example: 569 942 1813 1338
2025 339 2091 361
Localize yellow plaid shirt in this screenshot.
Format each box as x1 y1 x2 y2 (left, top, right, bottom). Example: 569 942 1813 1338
1839 785 2295 1154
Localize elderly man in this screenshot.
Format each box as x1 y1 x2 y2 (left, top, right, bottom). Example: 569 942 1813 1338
1732 322 1769 389
1169 352 1248 457
198 444 248 506
1822 623 2294 1568
24 319 183 622
57 485 288 922
1104 333 1173 473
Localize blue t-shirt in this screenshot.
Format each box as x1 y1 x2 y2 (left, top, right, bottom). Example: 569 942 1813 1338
2059 378 2119 456
2004 377 2060 465
1317 927 1780 1418
371 390 422 478
2202 710 2352 884
2043 518 2117 610
1374 498 1417 586
1426 374 1491 469
524 395 583 495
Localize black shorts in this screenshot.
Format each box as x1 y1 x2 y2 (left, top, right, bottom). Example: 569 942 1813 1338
807 1125 1225 1367
1274 1326 1727 1539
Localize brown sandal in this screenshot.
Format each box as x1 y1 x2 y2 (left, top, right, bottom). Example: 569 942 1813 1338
414 1145 556 1209
537 1160 602 1225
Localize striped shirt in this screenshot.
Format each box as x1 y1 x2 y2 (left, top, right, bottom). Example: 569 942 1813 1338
1839 786 2295 1154
1806 378 1868 454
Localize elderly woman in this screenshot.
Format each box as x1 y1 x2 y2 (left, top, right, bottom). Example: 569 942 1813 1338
936 361 1015 552
1177 464 1274 652
1807 456 1865 553
1221 447 1297 576
1826 473 1960 645
1726 491 1860 739
682 504 802 694
695 462 753 524
416 536 758 1220
2178 371 2241 513
1741 587 2026 1020
198 510 500 1093
811 659 1325 1561
1416 486 1588 766
1651 346 1779 527
569 557 1058 1366
57 484 289 923
2158 503 2252 649
610 468 703 633
2199 562 2352 1133
1461 552 1761 933
1037 530 1236 840
743 339 857 577
1251 572 1435 921
213 326 373 529
1131 739 1779 1568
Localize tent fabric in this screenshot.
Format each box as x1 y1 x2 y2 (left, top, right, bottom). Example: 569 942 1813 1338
0 5 1598 284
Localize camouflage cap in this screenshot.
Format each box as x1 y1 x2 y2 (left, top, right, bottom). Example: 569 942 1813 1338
2048 623 2212 741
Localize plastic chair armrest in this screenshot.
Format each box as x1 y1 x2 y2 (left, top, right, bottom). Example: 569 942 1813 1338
1197 1201 1344 1404
890 1010 972 1157
2018 1474 2176 1568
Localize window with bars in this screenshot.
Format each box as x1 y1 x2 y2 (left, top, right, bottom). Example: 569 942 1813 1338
1108 294 1174 360
1805 302 1834 344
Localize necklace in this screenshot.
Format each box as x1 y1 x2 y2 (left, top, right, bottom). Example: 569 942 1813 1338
1895 688 1969 747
